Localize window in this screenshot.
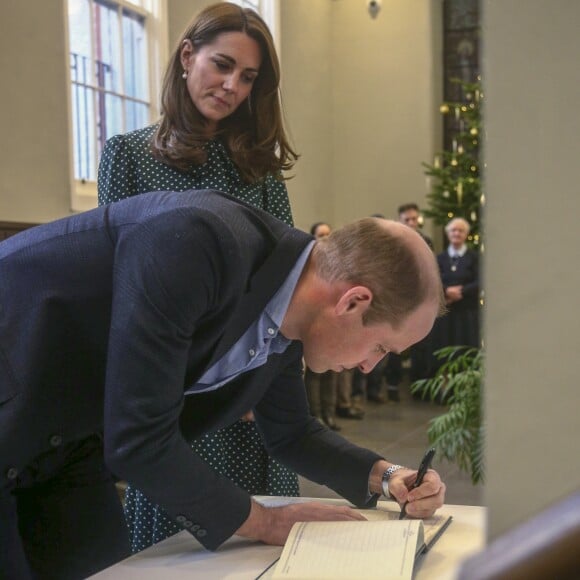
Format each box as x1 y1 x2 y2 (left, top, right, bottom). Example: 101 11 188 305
229 0 260 12
229 0 280 57
66 0 166 210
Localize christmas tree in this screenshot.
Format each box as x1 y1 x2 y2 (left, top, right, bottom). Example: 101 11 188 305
423 77 483 247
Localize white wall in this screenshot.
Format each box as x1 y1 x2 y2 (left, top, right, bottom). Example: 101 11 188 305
328 0 441 231
279 0 333 230
280 0 442 233
0 1 72 222
483 0 580 539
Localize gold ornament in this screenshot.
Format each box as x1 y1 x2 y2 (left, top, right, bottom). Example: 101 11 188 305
440 104 450 114
470 165 477 172
450 158 458 166
443 190 450 198
470 127 478 136
447 212 454 218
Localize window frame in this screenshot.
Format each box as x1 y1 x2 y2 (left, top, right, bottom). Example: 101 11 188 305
65 0 168 211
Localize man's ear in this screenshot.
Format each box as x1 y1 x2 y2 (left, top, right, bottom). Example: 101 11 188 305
335 286 373 317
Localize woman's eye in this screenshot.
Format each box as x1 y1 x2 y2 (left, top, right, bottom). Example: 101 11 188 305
214 60 230 71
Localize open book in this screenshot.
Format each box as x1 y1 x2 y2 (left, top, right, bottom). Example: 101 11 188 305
254 497 452 580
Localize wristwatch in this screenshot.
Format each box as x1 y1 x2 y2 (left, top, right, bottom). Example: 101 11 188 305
381 464 405 498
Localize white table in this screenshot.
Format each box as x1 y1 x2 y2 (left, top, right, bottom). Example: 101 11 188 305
91 498 486 579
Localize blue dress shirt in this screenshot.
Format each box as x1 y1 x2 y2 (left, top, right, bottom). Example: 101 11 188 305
185 241 315 395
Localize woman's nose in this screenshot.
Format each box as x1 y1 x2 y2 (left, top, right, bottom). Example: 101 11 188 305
223 74 238 93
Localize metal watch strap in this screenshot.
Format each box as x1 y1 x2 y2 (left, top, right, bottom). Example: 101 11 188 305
381 464 405 498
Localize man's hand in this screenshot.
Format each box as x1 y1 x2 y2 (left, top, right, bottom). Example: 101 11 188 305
370 460 446 519
235 500 367 546
388 468 446 518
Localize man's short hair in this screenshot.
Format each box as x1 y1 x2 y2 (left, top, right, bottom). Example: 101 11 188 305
397 202 419 215
312 218 443 328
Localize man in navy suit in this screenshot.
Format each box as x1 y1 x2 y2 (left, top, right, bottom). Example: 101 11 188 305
0 190 446 579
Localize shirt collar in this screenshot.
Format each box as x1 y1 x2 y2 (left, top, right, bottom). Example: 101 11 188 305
264 240 315 334
448 244 467 258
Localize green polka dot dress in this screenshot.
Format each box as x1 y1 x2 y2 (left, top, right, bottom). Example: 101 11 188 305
98 124 293 222
98 124 299 554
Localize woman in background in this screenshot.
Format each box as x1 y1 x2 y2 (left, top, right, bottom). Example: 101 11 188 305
433 217 480 352
98 2 299 553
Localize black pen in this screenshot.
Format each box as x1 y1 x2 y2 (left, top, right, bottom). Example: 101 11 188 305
399 448 436 520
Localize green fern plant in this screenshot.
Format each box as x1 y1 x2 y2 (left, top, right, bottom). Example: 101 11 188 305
411 346 484 484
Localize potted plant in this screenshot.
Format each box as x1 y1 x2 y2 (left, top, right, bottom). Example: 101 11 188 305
411 346 484 484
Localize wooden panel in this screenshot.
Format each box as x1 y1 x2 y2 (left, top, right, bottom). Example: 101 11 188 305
0 221 39 240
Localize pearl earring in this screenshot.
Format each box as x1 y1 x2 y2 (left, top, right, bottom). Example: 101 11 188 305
182 71 188 79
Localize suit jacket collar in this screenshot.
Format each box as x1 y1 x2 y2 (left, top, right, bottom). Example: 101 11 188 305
206 227 312 369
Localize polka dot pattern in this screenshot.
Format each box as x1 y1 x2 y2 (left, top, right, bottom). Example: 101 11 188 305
98 124 293 227
123 422 299 553
98 124 298 554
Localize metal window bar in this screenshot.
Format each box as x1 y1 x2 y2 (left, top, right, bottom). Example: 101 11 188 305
69 0 151 182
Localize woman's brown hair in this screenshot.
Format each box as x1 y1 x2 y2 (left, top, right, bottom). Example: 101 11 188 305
152 2 298 182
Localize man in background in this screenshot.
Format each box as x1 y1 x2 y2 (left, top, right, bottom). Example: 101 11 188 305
397 203 436 386
398 202 434 250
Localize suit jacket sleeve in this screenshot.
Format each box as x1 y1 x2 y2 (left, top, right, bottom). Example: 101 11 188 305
103 210 252 550
254 345 383 508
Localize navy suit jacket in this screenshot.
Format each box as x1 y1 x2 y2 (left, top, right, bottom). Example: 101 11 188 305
0 190 381 550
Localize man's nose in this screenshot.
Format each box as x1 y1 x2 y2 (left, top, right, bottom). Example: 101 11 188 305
358 352 387 374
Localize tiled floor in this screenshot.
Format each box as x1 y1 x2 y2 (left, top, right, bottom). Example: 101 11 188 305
299 379 484 507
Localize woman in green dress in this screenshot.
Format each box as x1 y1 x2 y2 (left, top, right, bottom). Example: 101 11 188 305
98 2 299 553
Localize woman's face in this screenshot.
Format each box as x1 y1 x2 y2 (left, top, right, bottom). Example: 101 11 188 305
313 224 331 240
446 221 468 247
180 31 262 131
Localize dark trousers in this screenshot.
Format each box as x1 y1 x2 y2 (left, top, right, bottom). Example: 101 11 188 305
0 435 130 579
305 368 338 417
352 354 403 399
410 333 435 382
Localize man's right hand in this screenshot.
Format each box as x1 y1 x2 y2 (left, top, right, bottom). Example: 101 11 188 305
235 499 367 546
